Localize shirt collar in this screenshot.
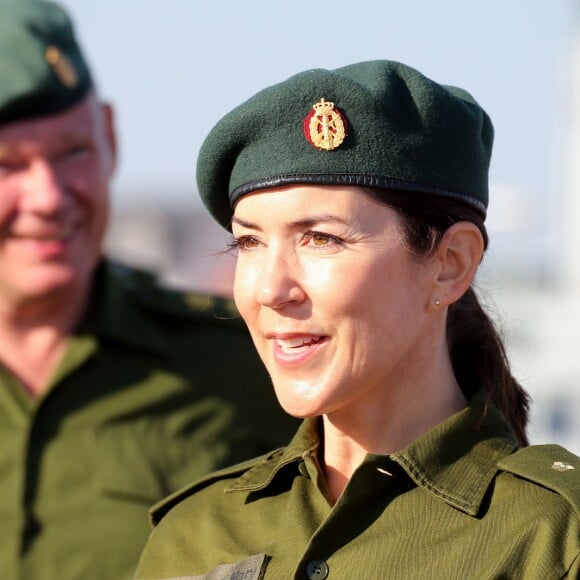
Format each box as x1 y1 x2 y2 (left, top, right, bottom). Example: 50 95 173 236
390 391 518 515
226 417 320 493
226 392 518 517
77 260 165 354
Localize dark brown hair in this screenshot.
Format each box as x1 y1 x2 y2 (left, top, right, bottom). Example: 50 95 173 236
365 188 530 446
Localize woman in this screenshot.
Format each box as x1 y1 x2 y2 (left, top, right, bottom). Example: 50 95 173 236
136 60 580 579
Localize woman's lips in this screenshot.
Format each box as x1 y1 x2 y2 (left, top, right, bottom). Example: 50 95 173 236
270 334 328 366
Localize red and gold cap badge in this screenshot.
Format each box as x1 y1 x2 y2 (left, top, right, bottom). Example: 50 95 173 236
303 98 347 151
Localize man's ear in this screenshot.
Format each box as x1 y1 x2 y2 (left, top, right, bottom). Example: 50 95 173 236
101 102 118 174
429 221 484 308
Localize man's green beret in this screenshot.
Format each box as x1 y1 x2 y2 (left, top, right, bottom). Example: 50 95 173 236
0 0 92 125
196 60 494 229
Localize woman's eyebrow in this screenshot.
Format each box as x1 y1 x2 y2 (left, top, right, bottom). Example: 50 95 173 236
232 214 349 230
231 216 260 230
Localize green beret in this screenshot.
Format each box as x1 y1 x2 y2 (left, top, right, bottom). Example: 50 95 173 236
0 0 92 125
196 60 494 229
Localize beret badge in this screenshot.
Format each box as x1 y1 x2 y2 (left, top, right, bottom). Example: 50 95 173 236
45 45 78 89
303 98 347 151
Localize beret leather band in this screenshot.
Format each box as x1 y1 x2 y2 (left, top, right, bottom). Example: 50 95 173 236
229 173 487 218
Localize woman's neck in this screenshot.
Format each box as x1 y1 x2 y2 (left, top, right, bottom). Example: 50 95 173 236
321 351 466 504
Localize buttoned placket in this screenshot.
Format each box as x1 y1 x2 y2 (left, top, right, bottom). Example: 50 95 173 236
11 335 97 579
292 455 409 580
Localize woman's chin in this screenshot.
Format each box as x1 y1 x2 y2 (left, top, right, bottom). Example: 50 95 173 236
273 382 328 419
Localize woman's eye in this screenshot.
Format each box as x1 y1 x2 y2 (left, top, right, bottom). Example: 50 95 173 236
312 233 329 245
305 231 341 247
231 236 261 251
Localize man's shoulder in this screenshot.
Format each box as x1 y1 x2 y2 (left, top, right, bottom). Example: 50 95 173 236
149 450 279 526
497 444 580 516
109 262 244 330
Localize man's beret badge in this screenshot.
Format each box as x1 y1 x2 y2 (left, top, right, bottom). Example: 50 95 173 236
303 98 347 151
45 45 78 89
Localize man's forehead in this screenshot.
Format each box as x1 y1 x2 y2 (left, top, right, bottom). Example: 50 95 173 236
0 95 99 151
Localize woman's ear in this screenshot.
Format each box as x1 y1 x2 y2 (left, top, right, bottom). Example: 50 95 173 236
430 222 484 307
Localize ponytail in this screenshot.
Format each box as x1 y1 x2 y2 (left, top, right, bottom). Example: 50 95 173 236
365 188 530 445
447 287 530 446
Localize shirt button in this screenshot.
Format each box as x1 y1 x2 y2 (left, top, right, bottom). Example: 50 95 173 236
23 515 41 538
298 461 309 477
305 559 329 579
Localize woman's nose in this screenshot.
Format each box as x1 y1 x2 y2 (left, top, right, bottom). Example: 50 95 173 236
255 252 305 309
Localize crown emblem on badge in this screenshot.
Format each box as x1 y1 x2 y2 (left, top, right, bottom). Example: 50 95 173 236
304 98 347 151
45 45 78 89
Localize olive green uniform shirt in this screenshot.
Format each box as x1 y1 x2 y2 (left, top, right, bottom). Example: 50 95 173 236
136 394 580 579
0 261 297 580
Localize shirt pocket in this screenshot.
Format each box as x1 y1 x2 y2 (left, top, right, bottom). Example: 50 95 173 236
93 423 171 504
159 553 270 580
92 410 234 505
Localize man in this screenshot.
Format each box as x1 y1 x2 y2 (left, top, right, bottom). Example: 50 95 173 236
0 1 297 579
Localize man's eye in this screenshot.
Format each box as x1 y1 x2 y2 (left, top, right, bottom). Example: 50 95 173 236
56 144 91 162
0 159 26 174
70 145 90 157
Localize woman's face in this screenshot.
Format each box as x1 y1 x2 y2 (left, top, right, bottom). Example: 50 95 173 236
232 185 438 419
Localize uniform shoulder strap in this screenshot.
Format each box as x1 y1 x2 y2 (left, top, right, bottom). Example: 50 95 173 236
113 261 243 327
497 444 580 516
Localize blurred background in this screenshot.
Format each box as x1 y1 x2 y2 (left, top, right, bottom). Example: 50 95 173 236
62 0 580 452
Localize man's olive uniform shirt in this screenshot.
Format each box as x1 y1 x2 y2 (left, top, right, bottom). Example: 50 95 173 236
0 261 297 580
136 394 580 579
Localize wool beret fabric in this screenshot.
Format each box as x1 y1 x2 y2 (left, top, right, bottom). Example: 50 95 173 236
0 0 92 125
196 60 494 229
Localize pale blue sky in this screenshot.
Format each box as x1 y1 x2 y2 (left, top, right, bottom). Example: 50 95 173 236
61 0 574 212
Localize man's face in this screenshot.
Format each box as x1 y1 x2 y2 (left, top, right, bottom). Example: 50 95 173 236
0 93 116 306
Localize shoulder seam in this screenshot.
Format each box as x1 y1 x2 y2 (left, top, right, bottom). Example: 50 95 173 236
150 450 279 526
498 444 580 517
